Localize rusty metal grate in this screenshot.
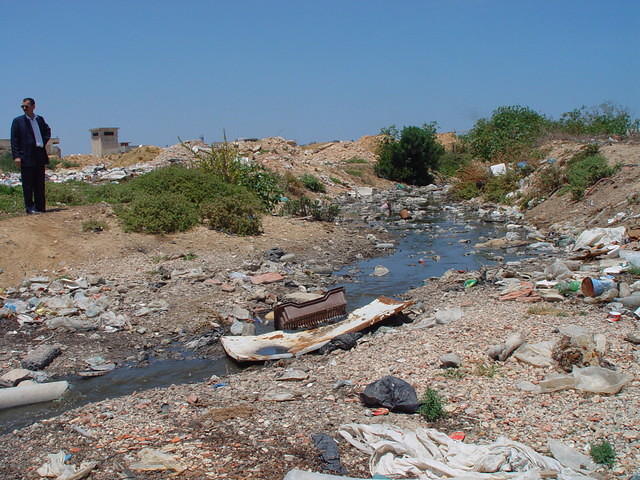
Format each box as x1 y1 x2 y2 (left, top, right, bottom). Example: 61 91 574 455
274 287 347 330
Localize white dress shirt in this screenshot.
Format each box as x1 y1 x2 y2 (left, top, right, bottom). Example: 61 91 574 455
26 114 44 147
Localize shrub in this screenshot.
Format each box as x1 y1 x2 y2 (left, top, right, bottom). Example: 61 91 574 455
483 171 520 203
589 440 615 466
200 192 264 235
188 135 243 184
118 194 200 233
279 196 340 222
375 123 444 185
556 102 640 136
466 105 549 161
565 154 617 200
236 163 283 210
281 172 306 197
300 174 326 193
437 152 472 177
418 388 446 421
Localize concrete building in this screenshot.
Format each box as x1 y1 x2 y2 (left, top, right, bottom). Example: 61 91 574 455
90 127 120 157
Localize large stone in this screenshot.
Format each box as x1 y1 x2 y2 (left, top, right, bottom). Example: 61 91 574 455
440 353 462 369
250 272 284 284
21 345 62 370
282 292 323 303
0 368 34 387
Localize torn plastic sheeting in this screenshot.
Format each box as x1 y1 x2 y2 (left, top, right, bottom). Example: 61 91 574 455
129 447 187 473
283 470 392 480
338 423 595 480
572 227 626 251
221 297 412 362
538 366 631 394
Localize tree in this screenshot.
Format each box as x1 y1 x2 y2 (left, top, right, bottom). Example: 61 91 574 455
466 105 549 161
374 123 444 185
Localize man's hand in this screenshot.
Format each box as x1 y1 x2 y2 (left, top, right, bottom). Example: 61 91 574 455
14 157 21 167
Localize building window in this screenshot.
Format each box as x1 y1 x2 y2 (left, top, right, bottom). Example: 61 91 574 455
104 131 114 136
92 132 99 137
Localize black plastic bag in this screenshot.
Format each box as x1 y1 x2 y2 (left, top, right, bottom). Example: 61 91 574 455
360 375 419 413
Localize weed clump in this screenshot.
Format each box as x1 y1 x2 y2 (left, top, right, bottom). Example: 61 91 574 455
590 440 616 466
82 219 108 232
565 153 617 200
418 388 446 422
300 174 326 193
279 196 340 222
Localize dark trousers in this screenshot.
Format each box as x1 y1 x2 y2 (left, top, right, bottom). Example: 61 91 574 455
21 164 46 212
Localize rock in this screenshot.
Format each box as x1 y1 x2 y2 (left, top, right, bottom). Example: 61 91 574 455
262 388 298 402
499 332 525 361
21 345 62 370
231 306 251 320
230 320 246 336
250 272 284 284
440 353 461 368
276 369 309 381
399 209 411 219
0 368 35 387
619 282 632 298
624 332 640 345
221 283 236 292
279 253 296 262
516 381 541 393
435 307 463 325
487 345 504 360
373 265 390 277
537 289 565 302
46 317 96 331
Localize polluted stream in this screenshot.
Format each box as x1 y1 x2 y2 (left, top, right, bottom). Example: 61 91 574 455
0 204 529 433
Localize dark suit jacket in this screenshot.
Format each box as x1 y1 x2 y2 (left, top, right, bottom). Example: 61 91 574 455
11 114 51 167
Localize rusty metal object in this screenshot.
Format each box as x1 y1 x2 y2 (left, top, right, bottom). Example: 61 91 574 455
274 287 347 331
222 296 413 362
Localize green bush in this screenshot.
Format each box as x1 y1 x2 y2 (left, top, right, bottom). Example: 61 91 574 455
375 123 444 185
118 194 200 233
279 196 340 222
466 105 549 161
200 192 263 235
483 171 520 203
589 440 615 466
418 388 446 422
556 102 640 136
237 163 283 210
0 152 19 173
565 154 617 200
300 174 326 193
437 152 472 177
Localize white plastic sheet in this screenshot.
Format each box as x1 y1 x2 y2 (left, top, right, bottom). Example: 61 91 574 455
572 227 626 251
338 423 596 480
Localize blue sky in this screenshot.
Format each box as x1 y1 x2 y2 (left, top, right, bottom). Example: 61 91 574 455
2 1 638 154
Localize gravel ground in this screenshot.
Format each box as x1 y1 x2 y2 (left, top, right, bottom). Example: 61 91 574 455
1 262 638 479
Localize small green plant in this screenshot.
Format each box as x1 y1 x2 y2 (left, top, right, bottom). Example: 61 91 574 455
329 176 345 185
81 219 108 232
589 440 616 466
418 388 446 421
279 196 340 222
473 363 500 378
442 368 466 379
182 252 197 261
436 152 472 177
565 153 618 200
345 156 367 164
344 168 364 178
626 266 640 276
483 171 520 203
300 174 326 193
151 255 168 263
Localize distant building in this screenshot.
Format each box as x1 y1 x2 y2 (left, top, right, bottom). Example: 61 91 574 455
90 127 120 157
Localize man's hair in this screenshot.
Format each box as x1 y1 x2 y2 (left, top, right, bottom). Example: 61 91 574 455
22 98 35 105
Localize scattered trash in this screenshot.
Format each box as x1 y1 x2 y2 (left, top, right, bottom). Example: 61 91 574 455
0 381 69 410
448 431 466 441
607 311 622 323
37 451 97 479
221 297 412 361
573 227 626 251
539 366 631 394
338 423 592 479
434 307 463 324
581 277 616 297
311 433 347 474
129 447 187 473
370 407 390 416
489 163 507 176
463 279 477 288
359 376 419 413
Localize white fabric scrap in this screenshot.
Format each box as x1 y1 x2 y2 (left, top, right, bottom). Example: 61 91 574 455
338 423 596 480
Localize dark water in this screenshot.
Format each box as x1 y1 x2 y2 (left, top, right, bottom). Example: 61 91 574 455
0 206 521 433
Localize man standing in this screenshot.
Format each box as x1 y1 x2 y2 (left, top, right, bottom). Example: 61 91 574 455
11 97 51 214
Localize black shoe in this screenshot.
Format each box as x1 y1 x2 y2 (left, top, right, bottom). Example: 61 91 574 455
26 208 42 215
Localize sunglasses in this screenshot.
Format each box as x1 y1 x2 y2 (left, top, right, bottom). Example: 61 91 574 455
21 105 29 109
